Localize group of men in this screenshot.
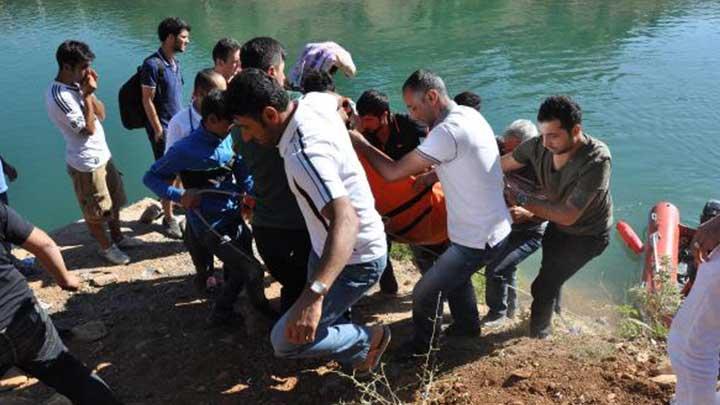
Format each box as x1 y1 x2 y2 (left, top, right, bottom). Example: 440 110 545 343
0 15 616 403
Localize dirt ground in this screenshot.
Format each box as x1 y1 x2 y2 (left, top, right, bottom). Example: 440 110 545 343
0 199 673 404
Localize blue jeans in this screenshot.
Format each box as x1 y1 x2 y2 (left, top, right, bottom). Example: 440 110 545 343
270 253 386 367
484 227 544 318
0 299 121 404
412 239 507 349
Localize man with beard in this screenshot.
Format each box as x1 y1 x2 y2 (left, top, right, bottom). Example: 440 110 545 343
502 95 613 339
140 16 191 239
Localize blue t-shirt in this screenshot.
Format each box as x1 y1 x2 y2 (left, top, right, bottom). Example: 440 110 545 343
140 48 184 129
0 160 7 194
143 125 253 235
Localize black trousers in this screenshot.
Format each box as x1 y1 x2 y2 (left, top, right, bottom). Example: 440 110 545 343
530 224 609 338
0 299 121 404
253 226 311 313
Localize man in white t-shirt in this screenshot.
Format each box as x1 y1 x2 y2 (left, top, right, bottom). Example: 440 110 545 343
165 69 226 153
226 69 390 372
46 40 142 265
351 69 511 354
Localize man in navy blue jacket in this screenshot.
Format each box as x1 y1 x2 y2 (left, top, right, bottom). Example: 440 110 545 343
143 89 274 326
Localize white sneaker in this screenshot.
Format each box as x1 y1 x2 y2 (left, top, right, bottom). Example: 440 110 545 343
115 236 144 249
99 244 130 265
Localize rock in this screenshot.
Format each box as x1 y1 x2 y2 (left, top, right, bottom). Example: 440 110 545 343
44 394 72 405
90 274 118 287
0 369 28 392
139 204 162 224
636 351 650 363
511 368 533 380
71 321 108 342
141 268 164 279
650 374 677 387
0 396 35 405
607 393 617 401
650 358 674 376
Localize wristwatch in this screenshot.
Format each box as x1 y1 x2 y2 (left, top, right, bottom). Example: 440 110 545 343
516 191 529 207
309 280 329 296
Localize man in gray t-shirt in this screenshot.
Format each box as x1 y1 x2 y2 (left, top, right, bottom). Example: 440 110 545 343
502 95 612 339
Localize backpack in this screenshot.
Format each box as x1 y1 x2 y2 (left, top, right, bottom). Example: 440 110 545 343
118 57 164 130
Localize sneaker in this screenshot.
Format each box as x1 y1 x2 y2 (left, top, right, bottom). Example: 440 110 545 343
354 325 392 373
115 236 144 249
482 316 510 329
99 244 130 265
139 204 163 224
162 216 183 239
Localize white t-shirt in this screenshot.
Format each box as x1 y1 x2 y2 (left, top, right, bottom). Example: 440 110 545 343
416 104 511 249
278 92 386 264
165 104 201 153
45 81 111 172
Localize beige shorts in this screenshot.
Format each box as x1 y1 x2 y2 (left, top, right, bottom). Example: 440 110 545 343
67 159 127 224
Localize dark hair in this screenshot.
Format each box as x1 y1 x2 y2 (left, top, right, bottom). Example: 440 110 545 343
402 69 448 96
201 89 231 121
454 91 482 111
225 69 289 120
158 17 191 42
240 37 286 71
537 95 582 133
300 69 335 93
194 68 223 93
212 37 241 63
356 90 390 117
56 40 95 69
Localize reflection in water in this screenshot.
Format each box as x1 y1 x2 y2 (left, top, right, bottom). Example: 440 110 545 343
0 0 718 299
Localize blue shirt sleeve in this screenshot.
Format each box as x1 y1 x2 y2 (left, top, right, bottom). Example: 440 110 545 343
233 155 254 195
140 58 159 88
142 147 187 202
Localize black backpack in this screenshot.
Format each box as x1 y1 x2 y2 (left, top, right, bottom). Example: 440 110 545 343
118 57 164 130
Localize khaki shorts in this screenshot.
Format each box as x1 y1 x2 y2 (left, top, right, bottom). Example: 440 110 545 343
67 159 127 224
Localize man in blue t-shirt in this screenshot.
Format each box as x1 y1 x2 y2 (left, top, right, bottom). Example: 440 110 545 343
143 90 275 326
140 16 191 239
0 155 17 205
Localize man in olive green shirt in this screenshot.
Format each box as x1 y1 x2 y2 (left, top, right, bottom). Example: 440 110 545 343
501 95 612 338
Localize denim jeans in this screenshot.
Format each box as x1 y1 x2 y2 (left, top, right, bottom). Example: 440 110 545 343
530 224 608 338
270 252 386 367
0 299 121 404
484 227 544 318
412 239 508 349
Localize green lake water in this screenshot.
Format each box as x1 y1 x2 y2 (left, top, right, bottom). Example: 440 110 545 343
1 0 718 301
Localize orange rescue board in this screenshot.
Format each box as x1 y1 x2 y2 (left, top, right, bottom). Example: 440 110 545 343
358 155 448 246
643 202 680 292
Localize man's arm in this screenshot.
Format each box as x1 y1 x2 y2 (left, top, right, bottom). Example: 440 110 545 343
350 130 432 182
691 214 720 263
284 196 359 344
142 148 187 203
509 183 597 227
21 228 79 291
142 86 163 141
501 153 526 173
90 94 106 121
80 93 98 135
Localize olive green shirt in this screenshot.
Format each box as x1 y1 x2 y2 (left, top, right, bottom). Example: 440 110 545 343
512 134 613 236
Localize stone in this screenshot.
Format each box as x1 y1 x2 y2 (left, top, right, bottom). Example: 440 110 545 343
44 394 73 405
0 369 28 392
650 374 677 387
0 396 35 405
71 320 108 342
90 274 118 287
510 368 533 380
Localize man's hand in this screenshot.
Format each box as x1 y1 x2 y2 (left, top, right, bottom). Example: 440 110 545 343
154 128 165 143
58 273 81 291
180 189 201 210
4 163 18 182
691 215 720 264
509 206 533 224
81 68 98 95
348 129 368 148
284 289 324 344
412 170 438 192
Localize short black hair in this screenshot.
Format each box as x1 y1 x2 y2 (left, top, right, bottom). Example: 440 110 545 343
537 95 583 133
356 89 390 117
56 40 95 69
300 69 335 94
212 37 241 63
158 17 191 42
225 68 289 120
240 37 286 71
194 68 223 93
201 89 231 121
454 91 482 111
402 69 448 96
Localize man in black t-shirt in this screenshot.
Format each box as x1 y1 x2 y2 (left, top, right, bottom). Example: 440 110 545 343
0 204 121 404
356 89 447 294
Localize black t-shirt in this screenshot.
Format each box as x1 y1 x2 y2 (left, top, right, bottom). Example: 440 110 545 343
367 113 427 161
0 203 35 330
